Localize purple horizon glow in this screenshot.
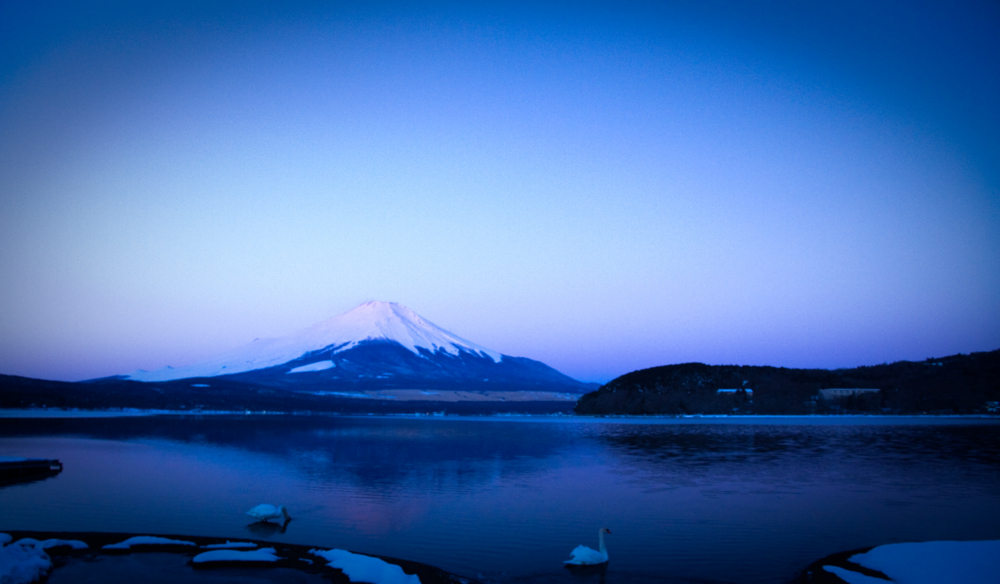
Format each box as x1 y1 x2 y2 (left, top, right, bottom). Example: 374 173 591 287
1 1 998 383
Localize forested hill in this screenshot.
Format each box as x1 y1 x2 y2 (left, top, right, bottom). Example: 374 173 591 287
574 349 1000 416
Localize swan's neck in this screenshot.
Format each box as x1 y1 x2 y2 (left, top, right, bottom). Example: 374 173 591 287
598 530 606 555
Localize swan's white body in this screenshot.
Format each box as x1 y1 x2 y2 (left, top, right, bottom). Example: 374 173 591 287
245 504 291 523
564 527 611 565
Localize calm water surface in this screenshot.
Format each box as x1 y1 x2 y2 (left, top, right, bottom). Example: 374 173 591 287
1 415 999 584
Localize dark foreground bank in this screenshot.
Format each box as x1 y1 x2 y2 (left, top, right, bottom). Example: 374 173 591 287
3 531 478 584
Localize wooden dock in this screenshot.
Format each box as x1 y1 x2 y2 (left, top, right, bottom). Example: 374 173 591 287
0 457 63 482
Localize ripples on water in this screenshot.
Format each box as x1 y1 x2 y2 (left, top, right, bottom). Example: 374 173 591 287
1 416 999 584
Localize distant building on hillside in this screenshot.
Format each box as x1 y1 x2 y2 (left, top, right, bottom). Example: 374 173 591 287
717 388 753 395
819 388 880 400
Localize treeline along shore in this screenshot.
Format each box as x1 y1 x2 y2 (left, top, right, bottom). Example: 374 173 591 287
574 349 1000 416
0 375 573 415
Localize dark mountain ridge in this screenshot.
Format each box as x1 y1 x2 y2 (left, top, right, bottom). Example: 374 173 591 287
575 349 1000 416
0 372 574 415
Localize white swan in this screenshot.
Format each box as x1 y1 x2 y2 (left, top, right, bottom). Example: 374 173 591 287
564 527 611 565
245 504 291 523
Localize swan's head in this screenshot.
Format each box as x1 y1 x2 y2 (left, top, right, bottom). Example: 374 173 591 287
279 505 291 520
600 527 611 534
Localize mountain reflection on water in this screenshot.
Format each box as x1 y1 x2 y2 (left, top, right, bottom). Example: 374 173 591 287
0 416 570 492
2 415 999 584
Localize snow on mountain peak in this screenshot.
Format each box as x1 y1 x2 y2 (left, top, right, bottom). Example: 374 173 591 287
299 301 501 362
129 302 502 382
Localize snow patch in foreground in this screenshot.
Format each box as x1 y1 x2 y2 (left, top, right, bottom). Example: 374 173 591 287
0 537 52 584
823 565 885 584
192 548 277 563
201 541 258 549
12 539 87 550
824 540 1000 584
103 536 196 549
311 548 420 584
288 360 335 374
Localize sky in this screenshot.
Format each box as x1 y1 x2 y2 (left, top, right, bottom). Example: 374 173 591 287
1 0 998 383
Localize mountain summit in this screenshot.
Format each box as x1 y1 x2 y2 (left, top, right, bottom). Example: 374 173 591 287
303 301 501 363
128 302 593 396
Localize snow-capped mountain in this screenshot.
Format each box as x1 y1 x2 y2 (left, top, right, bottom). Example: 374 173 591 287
128 301 593 394
130 301 498 381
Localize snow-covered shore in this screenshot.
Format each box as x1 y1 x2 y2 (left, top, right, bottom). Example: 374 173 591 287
0 531 467 584
803 540 1000 583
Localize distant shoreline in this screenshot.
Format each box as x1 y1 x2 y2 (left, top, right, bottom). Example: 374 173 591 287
2 408 998 424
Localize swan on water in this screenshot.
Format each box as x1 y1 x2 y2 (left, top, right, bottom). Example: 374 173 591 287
246 504 291 523
564 527 611 565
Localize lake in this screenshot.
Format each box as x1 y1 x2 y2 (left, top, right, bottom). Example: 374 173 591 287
2 415 999 583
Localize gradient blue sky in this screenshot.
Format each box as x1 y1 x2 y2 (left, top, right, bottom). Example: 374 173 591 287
2 1 998 383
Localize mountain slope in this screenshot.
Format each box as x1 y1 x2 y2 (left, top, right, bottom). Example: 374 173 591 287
224 339 588 393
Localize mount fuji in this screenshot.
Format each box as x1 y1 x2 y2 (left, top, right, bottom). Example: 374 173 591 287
127 301 595 396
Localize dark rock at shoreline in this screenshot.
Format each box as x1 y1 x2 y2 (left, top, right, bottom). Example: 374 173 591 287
790 546 884 583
